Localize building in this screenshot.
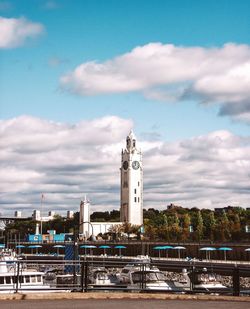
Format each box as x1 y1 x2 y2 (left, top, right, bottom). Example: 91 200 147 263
32 210 56 222
67 210 74 219
79 131 143 237
120 130 143 226
14 211 22 218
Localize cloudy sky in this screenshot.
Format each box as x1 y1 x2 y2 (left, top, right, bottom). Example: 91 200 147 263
1 0 250 216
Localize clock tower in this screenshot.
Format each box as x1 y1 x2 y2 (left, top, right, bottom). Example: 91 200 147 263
120 131 143 226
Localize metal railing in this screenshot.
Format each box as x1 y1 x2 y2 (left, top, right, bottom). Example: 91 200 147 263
0 258 249 296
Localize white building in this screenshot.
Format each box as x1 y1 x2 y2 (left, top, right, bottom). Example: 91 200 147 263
120 130 143 226
32 210 56 222
67 210 74 219
79 131 143 237
14 211 22 218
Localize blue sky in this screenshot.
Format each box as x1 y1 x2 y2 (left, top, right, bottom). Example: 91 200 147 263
1 0 250 214
1 0 250 140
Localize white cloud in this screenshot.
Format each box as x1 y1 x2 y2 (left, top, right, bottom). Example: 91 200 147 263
0 115 250 216
0 16 44 48
61 42 250 123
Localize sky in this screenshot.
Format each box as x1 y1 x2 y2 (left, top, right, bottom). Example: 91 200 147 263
0 0 250 216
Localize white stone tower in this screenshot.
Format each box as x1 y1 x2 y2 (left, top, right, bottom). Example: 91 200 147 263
120 131 143 226
79 196 90 237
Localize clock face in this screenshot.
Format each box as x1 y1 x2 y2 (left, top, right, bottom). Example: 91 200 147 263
132 160 140 170
123 161 128 170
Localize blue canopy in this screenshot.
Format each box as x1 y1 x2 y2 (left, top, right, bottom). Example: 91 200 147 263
162 245 173 249
218 247 232 251
153 246 165 250
115 245 126 249
99 245 111 249
0 244 5 248
80 245 97 249
28 245 42 248
173 246 186 250
16 245 25 248
53 245 65 248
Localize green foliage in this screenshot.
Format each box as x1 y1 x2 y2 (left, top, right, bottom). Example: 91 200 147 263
4 206 250 243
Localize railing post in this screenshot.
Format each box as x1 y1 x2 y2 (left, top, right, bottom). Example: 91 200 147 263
15 260 20 293
80 261 84 292
190 265 195 292
84 261 88 292
233 266 240 296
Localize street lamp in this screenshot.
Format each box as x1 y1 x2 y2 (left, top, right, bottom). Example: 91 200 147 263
73 221 95 261
76 221 95 241
72 221 95 287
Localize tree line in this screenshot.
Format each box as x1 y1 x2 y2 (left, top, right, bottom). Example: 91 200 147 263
142 206 250 242
3 206 250 243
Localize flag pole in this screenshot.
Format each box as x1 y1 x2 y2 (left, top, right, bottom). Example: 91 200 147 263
40 193 44 235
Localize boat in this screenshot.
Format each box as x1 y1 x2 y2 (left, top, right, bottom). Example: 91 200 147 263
191 268 228 292
118 255 172 291
0 249 53 293
88 267 117 287
169 268 228 293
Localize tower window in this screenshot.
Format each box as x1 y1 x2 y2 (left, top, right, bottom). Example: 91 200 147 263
134 197 136 202
134 189 136 194
138 197 140 203
138 181 140 186
133 139 136 147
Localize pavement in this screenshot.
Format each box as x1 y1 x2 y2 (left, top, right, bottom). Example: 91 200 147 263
0 292 249 302
0 298 250 309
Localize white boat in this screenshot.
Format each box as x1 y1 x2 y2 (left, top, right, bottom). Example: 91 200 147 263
127 269 172 291
191 270 228 292
169 268 228 292
0 249 55 293
88 267 116 286
118 256 172 291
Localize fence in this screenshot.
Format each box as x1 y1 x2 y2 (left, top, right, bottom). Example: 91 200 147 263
0 258 249 296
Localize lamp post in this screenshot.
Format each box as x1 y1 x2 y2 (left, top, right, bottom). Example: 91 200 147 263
73 221 95 261
76 221 94 241
139 225 144 255
73 221 95 286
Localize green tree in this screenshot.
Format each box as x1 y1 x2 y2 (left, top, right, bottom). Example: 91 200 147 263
231 213 241 241
181 213 191 241
195 211 204 242
219 210 231 241
208 211 216 242
170 213 181 241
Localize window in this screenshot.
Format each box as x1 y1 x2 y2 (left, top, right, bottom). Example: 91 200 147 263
138 181 140 186
37 276 42 283
134 189 136 194
134 197 136 202
0 277 4 284
138 197 140 203
5 276 11 284
31 275 36 283
25 276 30 283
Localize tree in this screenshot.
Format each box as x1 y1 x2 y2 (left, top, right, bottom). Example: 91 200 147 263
195 211 204 242
120 222 139 240
231 213 241 241
182 213 191 242
219 210 231 241
170 213 181 241
108 224 123 240
208 212 216 242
